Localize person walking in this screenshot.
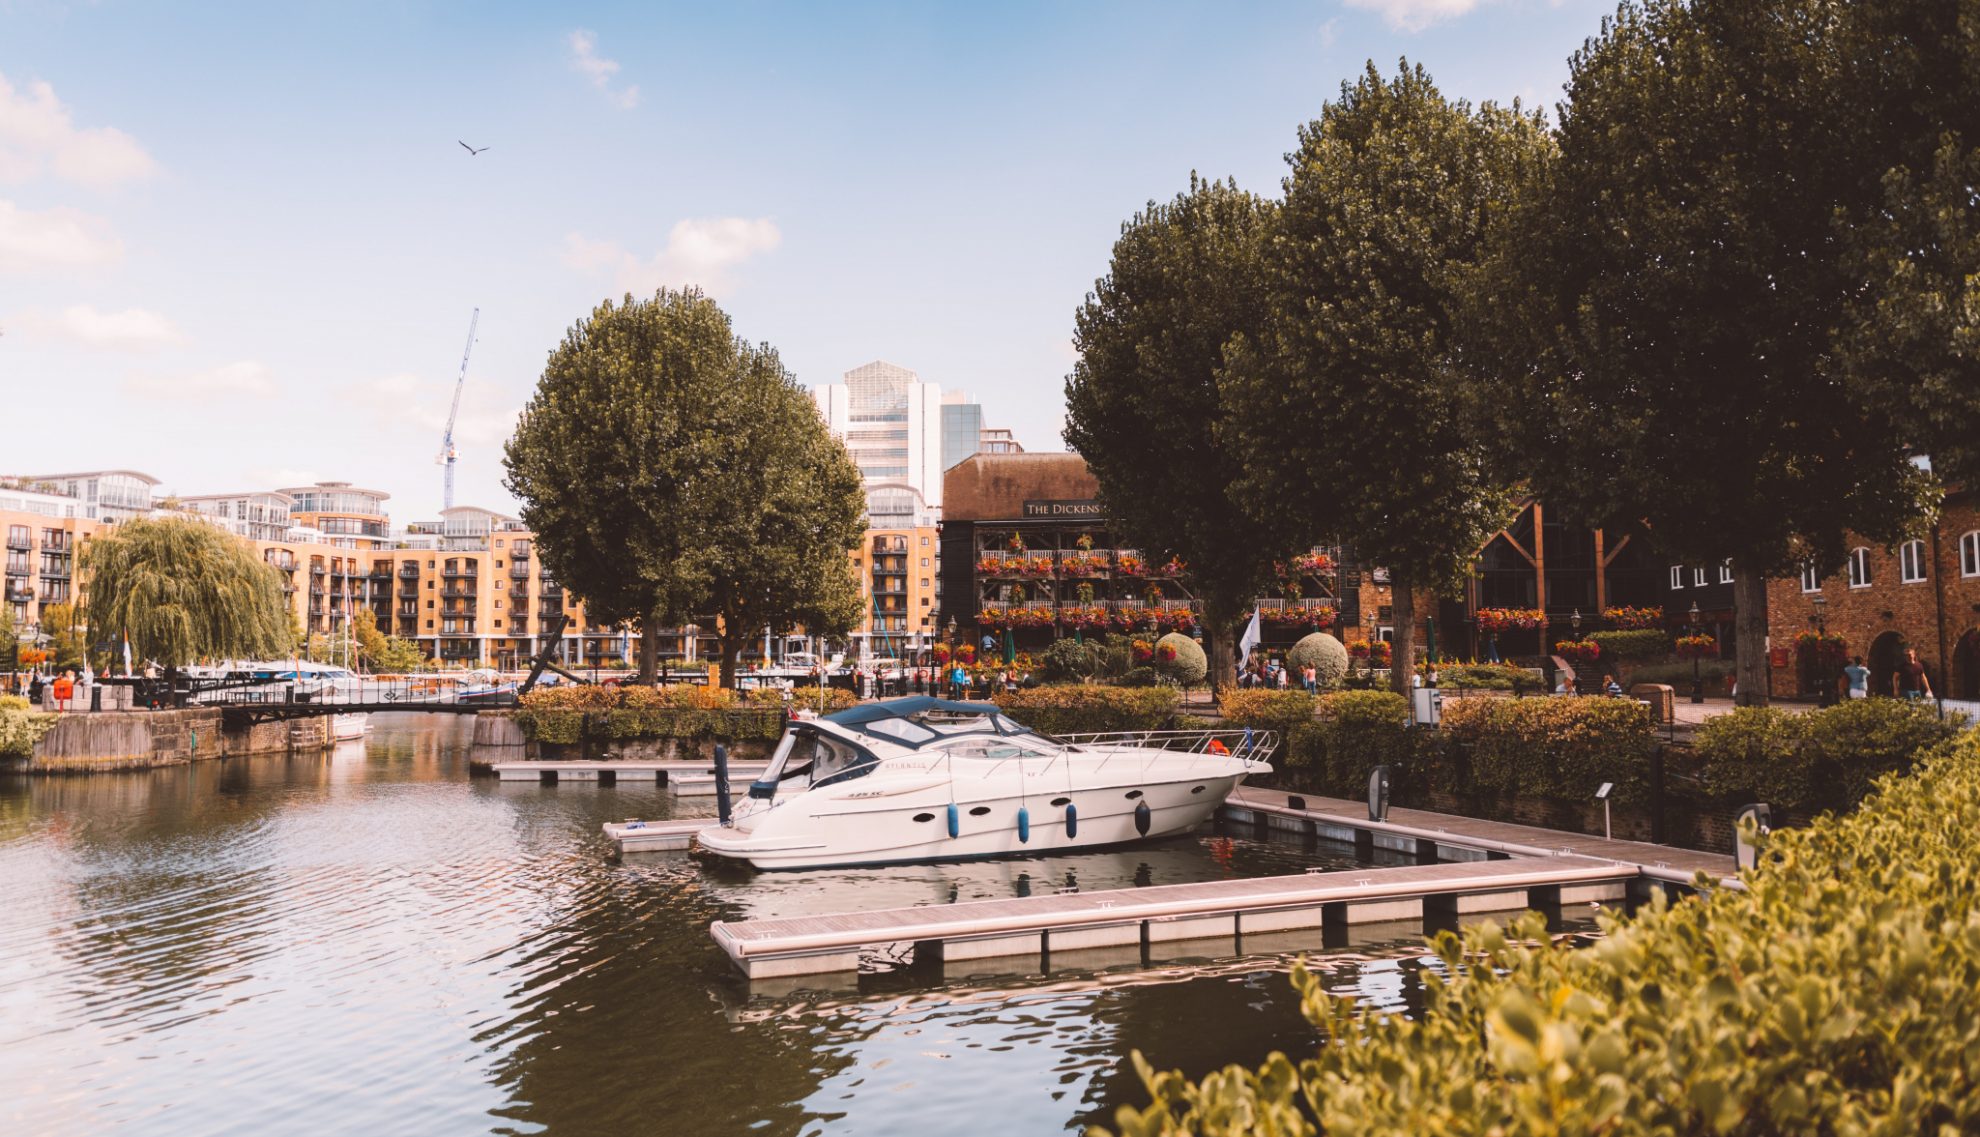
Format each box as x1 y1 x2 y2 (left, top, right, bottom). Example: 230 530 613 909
52 669 75 712
1602 674 1623 697
1301 664 1317 694
77 664 93 711
1843 655 1870 700
28 670 45 708
1895 647 1934 700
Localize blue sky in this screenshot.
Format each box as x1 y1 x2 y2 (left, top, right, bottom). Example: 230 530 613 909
1 0 1608 519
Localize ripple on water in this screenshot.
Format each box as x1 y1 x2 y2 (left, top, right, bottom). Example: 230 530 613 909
0 715 1499 1136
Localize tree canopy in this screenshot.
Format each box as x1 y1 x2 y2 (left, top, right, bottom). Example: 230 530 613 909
1481 0 1961 701
1065 174 1284 690
79 516 292 673
1223 62 1547 694
505 288 865 687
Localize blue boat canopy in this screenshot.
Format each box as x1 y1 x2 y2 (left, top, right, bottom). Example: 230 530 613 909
821 695 1003 727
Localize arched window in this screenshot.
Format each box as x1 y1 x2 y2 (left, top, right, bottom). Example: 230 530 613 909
1847 547 1872 588
1899 539 1928 584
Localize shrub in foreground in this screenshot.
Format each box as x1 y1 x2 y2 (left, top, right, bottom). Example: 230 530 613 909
1104 726 1980 1135
511 683 842 744
1696 698 1959 815
0 694 57 759
1217 689 1317 737
994 685 1181 734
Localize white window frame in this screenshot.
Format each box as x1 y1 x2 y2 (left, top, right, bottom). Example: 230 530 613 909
1800 563 1820 593
1692 566 1708 588
1719 560 1734 585
1960 531 1980 578
1899 539 1927 584
1670 565 1684 590
1847 547 1872 589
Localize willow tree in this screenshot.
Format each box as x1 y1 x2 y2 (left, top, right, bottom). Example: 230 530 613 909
80 516 292 686
1065 175 1287 691
1224 63 1548 696
506 288 864 687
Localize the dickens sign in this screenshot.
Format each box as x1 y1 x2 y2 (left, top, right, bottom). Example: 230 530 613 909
1022 499 1103 519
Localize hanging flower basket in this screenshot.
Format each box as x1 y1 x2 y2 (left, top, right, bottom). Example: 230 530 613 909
1603 605 1664 630
1006 533 1026 553
931 643 951 665
1152 556 1187 579
1290 552 1336 576
1476 607 1544 634
1675 634 1718 660
1555 640 1602 664
1793 631 1848 666
1115 553 1145 577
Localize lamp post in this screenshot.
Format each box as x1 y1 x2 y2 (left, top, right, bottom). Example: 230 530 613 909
1570 608 1584 696
1811 594 1834 706
1689 600 1705 704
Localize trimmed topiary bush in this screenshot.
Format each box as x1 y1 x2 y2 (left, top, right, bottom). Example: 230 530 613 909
1038 638 1103 683
1103 725 1980 1136
1586 628 1672 661
1286 632 1349 689
994 685 1181 734
1153 632 1207 685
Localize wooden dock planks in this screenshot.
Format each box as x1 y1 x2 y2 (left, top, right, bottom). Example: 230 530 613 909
1222 785 1736 884
710 855 1639 978
491 759 766 784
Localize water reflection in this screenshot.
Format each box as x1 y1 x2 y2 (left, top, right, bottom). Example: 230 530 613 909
0 715 1474 1136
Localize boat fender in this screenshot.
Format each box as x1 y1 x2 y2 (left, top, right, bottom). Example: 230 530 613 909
1065 803 1078 839
1017 807 1030 844
1134 799 1152 836
946 803 960 839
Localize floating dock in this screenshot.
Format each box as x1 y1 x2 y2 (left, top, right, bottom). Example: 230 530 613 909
702 785 1736 979
490 759 766 784
602 817 715 852
711 855 1640 979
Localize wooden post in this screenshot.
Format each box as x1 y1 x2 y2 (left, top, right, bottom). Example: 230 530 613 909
1593 528 1608 613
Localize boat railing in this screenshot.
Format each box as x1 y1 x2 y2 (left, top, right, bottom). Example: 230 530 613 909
1054 728 1278 769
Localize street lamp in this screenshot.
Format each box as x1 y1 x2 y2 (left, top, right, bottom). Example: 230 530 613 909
1811 594 1833 706
1688 600 1705 704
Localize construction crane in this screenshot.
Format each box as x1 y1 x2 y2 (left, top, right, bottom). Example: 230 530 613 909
437 308 479 510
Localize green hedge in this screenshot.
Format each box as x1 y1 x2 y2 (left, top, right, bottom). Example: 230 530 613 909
1435 661 1535 691
1696 698 1960 815
1216 689 1318 737
1442 695 1656 803
1586 628 1672 661
993 685 1181 734
510 684 831 744
1104 726 1980 1136
1282 691 1413 795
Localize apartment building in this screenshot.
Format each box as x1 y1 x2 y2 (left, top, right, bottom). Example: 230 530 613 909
853 484 940 658
16 470 158 523
1 482 101 634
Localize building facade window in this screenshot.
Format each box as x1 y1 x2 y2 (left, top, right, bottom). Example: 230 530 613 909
1848 547 1872 588
1719 560 1734 584
1669 565 1684 589
1899 539 1928 584
1963 531 1980 578
1692 566 1707 587
1800 563 1820 592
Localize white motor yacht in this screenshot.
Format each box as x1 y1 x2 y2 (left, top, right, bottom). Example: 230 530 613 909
694 696 1275 871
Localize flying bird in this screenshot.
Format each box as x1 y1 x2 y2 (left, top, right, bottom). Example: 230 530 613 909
459 141 489 155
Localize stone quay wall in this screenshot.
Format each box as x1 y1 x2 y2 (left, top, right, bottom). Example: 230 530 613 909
18 708 334 774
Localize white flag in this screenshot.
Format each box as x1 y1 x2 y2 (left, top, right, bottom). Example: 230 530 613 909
1239 607 1263 666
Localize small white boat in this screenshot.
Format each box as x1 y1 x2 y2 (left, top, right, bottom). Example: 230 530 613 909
330 712 370 741
694 696 1275 871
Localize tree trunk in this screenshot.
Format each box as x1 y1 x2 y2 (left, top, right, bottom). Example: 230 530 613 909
1389 578 1416 697
636 605 660 685
718 635 742 690
1733 568 1771 707
1203 597 1240 694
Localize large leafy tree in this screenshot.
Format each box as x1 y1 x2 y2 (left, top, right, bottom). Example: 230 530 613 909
1224 63 1547 696
505 289 864 687
79 516 292 686
1483 0 1959 704
1065 175 1284 690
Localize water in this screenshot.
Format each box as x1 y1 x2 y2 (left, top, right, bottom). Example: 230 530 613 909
0 715 1456 1136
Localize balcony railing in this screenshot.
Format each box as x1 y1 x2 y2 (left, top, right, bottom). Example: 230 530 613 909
4 537 29 551
441 585 476 599
397 605 418 618
509 564 530 579
399 565 420 578
442 567 477 579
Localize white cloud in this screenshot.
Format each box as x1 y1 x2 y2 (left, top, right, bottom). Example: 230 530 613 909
561 216 783 294
0 199 123 270
15 303 185 350
1344 0 1483 32
568 30 640 109
124 359 275 399
1319 18 1341 48
0 72 158 189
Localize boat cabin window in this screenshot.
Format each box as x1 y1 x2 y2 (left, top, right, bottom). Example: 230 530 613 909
861 718 938 745
749 728 876 797
937 737 1054 761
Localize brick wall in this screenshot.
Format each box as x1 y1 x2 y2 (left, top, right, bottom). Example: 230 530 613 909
1767 491 1980 700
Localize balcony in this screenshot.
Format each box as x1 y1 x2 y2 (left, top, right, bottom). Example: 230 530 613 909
397 605 418 618
309 585 327 598
509 563 530 579
398 584 419 600
871 536 907 554
511 545 531 560
873 583 906 595
442 566 478 579
539 604 566 618
399 565 420 579
441 585 476 599
511 618 530 635
512 585 530 602
370 566 393 580
39 564 71 579
4 536 29 551
266 555 297 571
309 605 325 617
5 586 32 602
441 620 477 635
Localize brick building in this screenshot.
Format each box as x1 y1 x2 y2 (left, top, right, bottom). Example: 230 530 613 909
1766 488 1980 703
